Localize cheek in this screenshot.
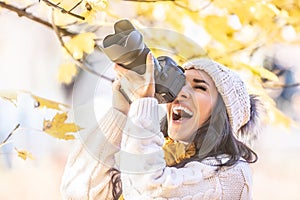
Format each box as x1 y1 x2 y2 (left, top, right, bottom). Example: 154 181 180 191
196 96 213 124
166 104 171 120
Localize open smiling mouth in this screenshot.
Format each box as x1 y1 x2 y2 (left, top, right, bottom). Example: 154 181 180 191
172 106 193 121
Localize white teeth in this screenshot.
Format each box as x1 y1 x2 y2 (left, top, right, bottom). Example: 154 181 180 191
172 106 193 117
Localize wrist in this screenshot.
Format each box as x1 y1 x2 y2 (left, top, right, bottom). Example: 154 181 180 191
113 102 129 115
129 97 158 119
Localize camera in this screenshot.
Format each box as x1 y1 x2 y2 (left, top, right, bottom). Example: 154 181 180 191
101 19 186 103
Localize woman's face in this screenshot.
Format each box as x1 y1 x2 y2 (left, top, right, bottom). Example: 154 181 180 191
167 69 218 143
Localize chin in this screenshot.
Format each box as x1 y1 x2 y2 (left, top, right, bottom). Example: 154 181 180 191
168 130 189 143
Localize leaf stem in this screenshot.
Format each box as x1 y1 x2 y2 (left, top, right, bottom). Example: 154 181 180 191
0 124 20 146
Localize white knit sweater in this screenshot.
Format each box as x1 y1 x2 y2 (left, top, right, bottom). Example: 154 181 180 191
61 98 253 200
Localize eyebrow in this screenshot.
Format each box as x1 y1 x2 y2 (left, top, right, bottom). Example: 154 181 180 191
193 78 210 86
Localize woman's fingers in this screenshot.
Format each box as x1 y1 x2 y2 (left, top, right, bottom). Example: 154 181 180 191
113 52 155 100
112 77 121 90
114 63 129 77
146 52 155 81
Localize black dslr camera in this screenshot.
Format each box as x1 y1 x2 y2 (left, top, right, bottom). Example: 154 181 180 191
102 19 186 103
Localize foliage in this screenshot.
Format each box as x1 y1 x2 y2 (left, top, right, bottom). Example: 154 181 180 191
0 91 80 160
15 148 35 160
0 0 299 159
43 112 81 140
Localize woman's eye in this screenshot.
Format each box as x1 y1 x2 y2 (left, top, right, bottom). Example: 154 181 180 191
194 85 207 91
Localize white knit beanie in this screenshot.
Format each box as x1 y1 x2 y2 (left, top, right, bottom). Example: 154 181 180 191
182 58 255 139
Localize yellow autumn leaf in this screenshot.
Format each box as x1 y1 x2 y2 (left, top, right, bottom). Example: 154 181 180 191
0 91 68 110
65 32 96 59
0 90 18 99
268 108 294 128
214 56 234 69
15 148 35 160
202 15 244 50
43 112 81 140
81 10 97 24
213 0 253 24
205 46 240 69
215 0 278 25
165 6 190 33
286 8 300 25
135 2 155 17
273 0 294 10
58 62 78 84
251 3 278 21
294 24 300 33
241 63 279 82
32 95 68 110
0 90 18 105
143 28 207 65
84 0 108 11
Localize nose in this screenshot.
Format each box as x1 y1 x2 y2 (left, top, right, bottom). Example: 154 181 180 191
177 84 190 100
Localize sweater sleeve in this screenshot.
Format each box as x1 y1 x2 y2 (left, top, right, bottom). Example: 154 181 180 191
120 98 253 200
60 108 127 200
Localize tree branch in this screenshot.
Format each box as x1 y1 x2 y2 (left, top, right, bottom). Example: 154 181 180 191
51 10 114 83
263 82 300 89
0 1 75 36
41 0 85 20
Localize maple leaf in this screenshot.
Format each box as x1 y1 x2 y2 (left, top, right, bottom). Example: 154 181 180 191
15 148 35 161
84 0 108 11
65 32 96 59
32 95 69 111
241 63 279 82
0 90 68 110
58 62 78 84
43 112 81 140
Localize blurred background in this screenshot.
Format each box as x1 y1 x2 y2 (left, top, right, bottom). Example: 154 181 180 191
0 0 300 199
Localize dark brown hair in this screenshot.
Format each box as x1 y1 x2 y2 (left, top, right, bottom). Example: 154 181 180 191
110 94 258 199
168 94 258 168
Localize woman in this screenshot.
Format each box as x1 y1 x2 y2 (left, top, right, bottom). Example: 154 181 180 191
61 53 260 199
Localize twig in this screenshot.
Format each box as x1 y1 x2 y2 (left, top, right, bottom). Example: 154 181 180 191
41 0 85 20
263 82 300 89
51 10 114 83
23 2 38 10
69 0 83 12
0 124 20 146
0 1 75 36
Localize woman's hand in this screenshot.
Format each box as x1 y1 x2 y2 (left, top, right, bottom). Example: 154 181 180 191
112 75 130 115
114 52 155 102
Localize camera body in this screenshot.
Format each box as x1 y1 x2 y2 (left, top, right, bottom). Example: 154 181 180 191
102 19 186 103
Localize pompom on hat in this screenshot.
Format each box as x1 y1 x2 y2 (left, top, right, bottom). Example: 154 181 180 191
182 58 261 143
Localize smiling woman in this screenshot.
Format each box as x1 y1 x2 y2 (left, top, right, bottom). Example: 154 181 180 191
167 69 219 143
61 54 262 200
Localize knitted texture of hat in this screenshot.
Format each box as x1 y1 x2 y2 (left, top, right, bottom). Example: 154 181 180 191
182 58 251 136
